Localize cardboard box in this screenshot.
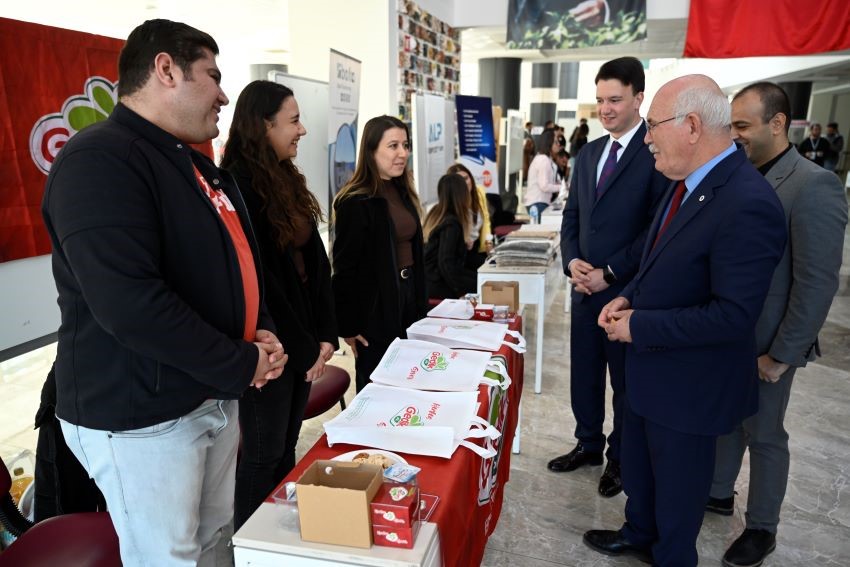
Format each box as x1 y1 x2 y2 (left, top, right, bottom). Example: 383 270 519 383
372 521 421 549
481 281 519 312
370 482 419 527
296 460 383 548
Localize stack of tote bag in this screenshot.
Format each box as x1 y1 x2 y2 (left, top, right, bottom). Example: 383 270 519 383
323 324 524 459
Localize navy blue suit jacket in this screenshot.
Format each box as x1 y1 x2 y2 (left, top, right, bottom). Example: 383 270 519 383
561 122 668 305
622 148 787 436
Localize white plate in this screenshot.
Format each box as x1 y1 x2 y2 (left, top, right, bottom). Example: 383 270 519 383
331 449 408 467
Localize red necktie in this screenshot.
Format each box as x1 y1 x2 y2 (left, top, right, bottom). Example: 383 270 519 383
653 181 687 248
595 140 621 199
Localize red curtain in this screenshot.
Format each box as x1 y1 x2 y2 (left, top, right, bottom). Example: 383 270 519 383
684 0 850 58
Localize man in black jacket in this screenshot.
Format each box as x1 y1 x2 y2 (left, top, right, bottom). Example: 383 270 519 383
41 19 286 566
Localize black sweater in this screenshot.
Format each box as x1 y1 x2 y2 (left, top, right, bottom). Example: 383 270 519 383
332 186 427 345
42 103 273 430
424 215 478 299
228 165 339 377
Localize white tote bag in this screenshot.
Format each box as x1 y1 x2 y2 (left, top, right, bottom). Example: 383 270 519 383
323 384 501 459
371 338 511 392
426 298 474 320
406 317 526 353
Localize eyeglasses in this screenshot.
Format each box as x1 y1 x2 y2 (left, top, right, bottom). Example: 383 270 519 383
646 114 685 132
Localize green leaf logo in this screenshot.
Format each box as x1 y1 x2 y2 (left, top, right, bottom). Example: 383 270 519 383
421 352 448 372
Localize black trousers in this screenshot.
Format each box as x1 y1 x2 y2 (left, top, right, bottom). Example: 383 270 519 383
354 274 419 392
234 367 311 529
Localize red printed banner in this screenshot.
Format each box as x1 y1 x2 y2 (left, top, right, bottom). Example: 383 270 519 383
684 0 850 58
0 18 124 262
0 18 213 264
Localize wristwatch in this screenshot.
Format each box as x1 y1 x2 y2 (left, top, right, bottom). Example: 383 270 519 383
602 265 617 285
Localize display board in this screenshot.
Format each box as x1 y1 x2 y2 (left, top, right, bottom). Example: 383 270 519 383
411 94 456 206
268 71 331 219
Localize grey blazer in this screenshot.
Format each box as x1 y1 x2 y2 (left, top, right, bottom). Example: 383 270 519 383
755 147 848 366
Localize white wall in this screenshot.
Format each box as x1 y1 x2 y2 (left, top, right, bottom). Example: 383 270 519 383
287 0 395 146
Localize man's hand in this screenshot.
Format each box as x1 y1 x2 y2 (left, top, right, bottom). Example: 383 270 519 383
344 335 369 358
583 268 610 294
570 260 596 295
319 341 336 362
604 309 633 343
251 340 287 389
598 296 631 328
305 353 326 383
757 354 789 383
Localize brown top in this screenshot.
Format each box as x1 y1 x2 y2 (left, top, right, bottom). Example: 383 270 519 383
378 179 416 269
290 213 313 284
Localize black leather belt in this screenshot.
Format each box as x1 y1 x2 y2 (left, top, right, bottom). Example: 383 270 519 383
399 266 413 279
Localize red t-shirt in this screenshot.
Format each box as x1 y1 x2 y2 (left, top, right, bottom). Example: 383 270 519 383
193 165 259 341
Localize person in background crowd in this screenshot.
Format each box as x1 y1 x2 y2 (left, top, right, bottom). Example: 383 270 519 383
332 116 427 392
555 148 571 184
570 117 589 144
708 82 847 567
553 56 667 499
557 125 568 148
824 121 844 173
797 122 830 167
543 119 555 130
423 173 478 299
446 162 492 269
570 122 590 157
584 74 786 567
41 19 286 566
222 80 338 530
524 128 562 217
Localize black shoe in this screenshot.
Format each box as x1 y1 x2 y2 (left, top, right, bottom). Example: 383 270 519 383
598 460 622 497
547 444 603 472
706 493 736 516
722 529 776 567
583 529 653 564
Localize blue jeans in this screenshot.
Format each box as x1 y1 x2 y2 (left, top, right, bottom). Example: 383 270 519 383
60 399 238 567
527 201 549 219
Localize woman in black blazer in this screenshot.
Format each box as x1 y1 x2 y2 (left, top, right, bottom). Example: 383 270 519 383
423 173 478 299
332 115 427 392
222 80 338 528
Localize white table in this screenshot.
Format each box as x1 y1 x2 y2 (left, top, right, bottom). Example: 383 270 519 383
538 208 572 313
234 503 441 567
477 256 564 396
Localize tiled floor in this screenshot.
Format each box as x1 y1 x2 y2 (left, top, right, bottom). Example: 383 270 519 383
2 224 850 566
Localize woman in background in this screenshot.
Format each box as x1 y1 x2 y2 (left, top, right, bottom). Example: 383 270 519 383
222 80 338 528
524 128 563 217
446 162 492 269
423 173 478 299
332 115 427 392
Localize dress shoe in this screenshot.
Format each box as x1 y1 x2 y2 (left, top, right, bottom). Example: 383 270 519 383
722 529 776 567
705 493 735 516
598 460 622 497
583 529 653 564
547 444 603 472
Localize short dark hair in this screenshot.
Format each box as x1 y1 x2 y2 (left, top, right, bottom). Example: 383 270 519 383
118 19 219 98
733 82 792 134
828 122 839 129
595 57 645 95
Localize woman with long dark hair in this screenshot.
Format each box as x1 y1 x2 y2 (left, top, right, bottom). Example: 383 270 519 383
332 115 427 392
423 173 478 299
524 128 562 217
446 162 492 269
222 80 338 528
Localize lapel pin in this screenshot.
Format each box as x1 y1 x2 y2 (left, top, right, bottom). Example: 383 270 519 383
698 195 705 202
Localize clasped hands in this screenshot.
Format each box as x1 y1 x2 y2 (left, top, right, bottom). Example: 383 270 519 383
597 296 633 343
570 259 609 295
252 329 287 389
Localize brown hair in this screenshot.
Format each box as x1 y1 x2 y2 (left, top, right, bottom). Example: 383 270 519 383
333 115 421 216
422 174 471 242
445 162 481 220
221 80 321 252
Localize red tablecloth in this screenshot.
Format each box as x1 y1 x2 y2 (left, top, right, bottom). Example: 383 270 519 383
275 317 524 566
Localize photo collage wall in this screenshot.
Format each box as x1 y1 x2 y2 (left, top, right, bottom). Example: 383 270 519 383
397 0 461 124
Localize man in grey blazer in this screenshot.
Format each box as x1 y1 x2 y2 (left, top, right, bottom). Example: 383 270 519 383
708 82 848 567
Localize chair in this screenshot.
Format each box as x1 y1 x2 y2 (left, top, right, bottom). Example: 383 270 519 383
303 364 350 420
0 456 120 567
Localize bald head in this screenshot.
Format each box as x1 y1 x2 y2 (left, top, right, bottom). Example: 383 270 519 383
644 74 732 180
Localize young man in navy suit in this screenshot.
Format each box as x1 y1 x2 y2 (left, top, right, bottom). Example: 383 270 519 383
583 75 787 566
552 57 667 498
